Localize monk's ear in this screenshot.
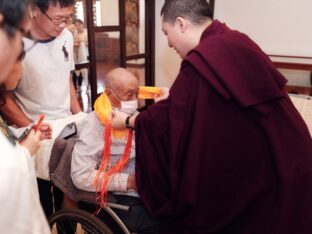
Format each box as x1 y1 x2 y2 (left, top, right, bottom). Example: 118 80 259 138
176 17 188 33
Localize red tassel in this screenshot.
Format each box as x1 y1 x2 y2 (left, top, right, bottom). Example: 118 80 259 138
93 121 133 209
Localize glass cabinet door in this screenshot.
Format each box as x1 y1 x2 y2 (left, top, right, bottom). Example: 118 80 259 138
81 0 155 105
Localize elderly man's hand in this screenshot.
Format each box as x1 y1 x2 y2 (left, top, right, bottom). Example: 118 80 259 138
109 110 128 130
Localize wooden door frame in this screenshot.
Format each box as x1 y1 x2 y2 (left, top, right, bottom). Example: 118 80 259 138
84 0 155 105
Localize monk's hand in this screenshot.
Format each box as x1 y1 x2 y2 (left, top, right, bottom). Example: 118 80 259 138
154 87 169 103
110 110 128 130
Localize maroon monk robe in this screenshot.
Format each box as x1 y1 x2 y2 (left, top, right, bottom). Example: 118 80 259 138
135 20 312 233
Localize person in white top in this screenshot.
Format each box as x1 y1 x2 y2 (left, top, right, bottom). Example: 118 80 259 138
0 0 82 220
0 0 51 233
1 0 81 126
72 18 89 90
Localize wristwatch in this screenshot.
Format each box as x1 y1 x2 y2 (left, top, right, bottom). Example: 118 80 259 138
125 115 132 129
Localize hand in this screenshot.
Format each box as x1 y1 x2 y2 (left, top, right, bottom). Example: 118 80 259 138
37 123 52 140
109 110 129 130
154 87 169 103
127 174 137 191
20 129 41 156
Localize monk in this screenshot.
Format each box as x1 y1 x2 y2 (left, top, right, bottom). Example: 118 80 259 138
110 0 312 233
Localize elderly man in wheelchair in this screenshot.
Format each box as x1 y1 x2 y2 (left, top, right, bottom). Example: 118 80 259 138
49 67 168 233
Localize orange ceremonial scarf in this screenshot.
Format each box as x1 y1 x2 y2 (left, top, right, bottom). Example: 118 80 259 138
93 93 133 208
93 87 162 207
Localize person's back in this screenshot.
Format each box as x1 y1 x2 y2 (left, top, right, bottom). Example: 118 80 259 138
72 18 88 90
109 0 312 233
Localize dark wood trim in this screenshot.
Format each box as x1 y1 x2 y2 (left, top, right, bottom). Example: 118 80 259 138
119 0 126 67
126 63 145 68
210 0 215 19
145 0 155 86
286 85 312 96
85 0 97 105
273 62 312 71
75 62 90 70
126 54 146 60
83 0 155 106
93 25 122 32
270 54 312 60
273 60 312 95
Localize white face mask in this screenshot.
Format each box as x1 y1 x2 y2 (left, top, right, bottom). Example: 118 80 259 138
109 89 138 115
120 100 138 115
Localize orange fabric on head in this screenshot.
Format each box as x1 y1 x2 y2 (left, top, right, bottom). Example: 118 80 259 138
138 86 162 99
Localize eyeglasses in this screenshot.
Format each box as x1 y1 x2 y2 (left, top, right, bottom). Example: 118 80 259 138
41 10 73 26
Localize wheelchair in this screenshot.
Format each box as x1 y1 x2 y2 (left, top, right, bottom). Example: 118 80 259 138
48 202 133 234
48 129 137 234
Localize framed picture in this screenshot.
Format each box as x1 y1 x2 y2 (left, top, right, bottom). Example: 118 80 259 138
126 0 139 24
125 0 139 55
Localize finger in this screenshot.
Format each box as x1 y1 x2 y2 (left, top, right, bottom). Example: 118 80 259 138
33 128 42 138
27 129 36 137
109 110 115 120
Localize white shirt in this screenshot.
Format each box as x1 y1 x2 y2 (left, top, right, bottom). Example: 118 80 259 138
0 132 50 234
15 28 75 121
71 112 138 197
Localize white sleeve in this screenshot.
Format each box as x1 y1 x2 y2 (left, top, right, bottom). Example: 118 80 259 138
71 113 129 193
107 173 129 192
0 133 51 234
66 28 75 71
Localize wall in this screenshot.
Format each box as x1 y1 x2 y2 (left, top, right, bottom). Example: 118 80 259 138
213 0 312 87
100 0 119 38
214 0 312 57
154 0 311 88
139 0 145 54
154 0 181 88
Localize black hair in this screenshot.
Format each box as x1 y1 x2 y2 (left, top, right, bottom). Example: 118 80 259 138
0 42 25 106
161 0 212 25
73 18 83 25
0 84 5 106
35 0 75 13
0 0 32 37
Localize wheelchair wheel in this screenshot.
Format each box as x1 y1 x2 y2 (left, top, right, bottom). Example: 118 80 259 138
48 208 113 234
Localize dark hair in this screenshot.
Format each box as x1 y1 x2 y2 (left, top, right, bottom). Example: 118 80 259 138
0 84 5 106
73 18 83 25
35 0 75 13
161 0 212 25
0 0 33 37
